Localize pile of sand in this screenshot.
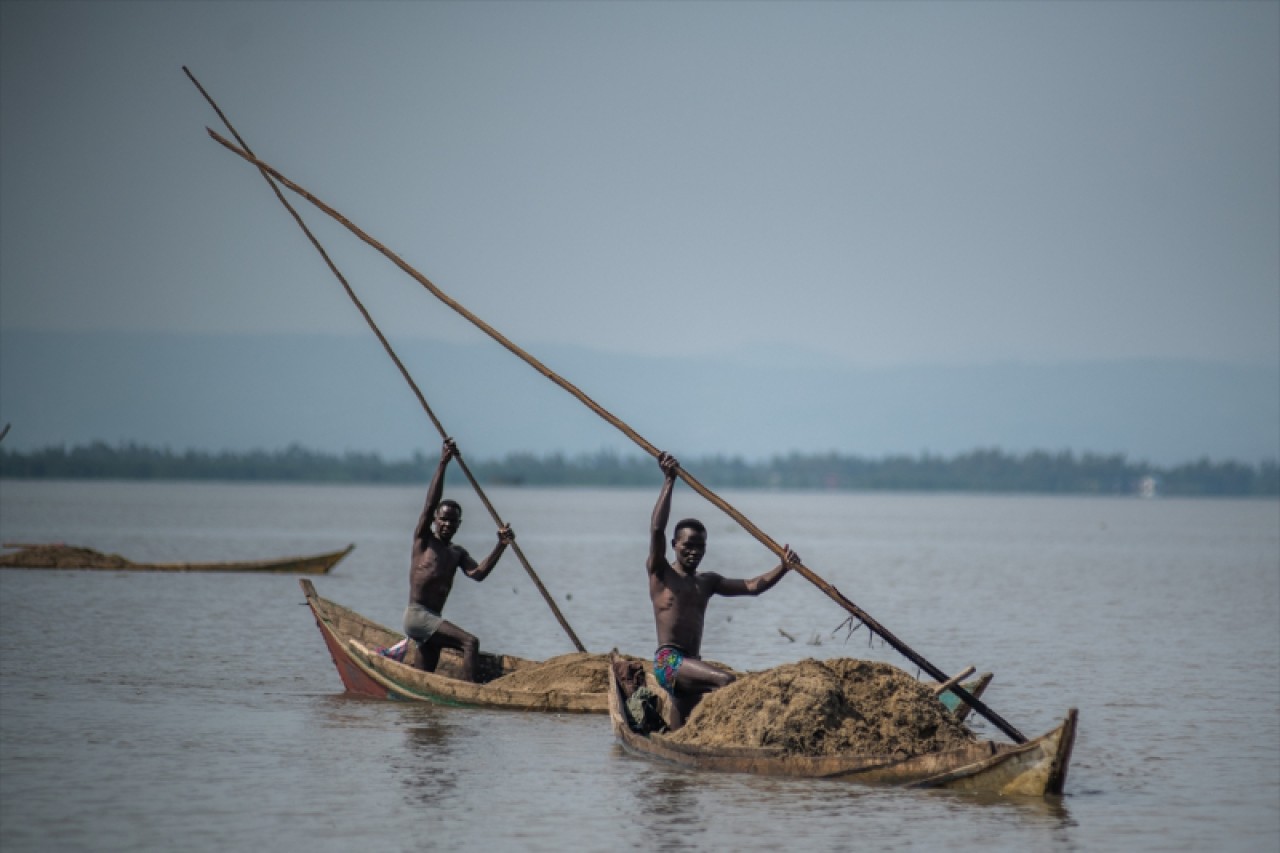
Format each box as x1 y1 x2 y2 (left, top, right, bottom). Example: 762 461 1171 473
485 652 616 694
0 545 132 569
666 658 976 758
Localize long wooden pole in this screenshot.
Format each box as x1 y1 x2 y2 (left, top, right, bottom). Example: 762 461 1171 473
205 128 1027 743
188 72 585 653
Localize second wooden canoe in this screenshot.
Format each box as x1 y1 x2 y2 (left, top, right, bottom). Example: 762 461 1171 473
300 578 616 712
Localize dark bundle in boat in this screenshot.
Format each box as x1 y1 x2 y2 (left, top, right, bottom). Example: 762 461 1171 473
667 658 977 758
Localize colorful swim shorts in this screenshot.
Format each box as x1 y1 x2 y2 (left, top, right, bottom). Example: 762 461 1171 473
377 638 410 661
653 646 685 692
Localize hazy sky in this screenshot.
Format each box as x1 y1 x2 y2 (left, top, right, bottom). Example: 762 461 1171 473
2 0 1277 371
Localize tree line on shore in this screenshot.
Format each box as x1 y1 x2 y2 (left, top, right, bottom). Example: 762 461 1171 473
1 442 1276 496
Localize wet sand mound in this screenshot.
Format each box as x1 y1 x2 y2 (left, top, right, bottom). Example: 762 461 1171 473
0 544 131 569
667 658 976 758
486 652 615 693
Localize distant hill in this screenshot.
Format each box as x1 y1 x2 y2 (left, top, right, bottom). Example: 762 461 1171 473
1 329 1277 466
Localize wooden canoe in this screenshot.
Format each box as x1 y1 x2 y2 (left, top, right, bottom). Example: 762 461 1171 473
299 578 615 712
607 652 1077 797
0 542 354 574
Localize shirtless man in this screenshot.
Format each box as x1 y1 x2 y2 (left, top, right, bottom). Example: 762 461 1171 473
405 437 514 682
647 451 798 728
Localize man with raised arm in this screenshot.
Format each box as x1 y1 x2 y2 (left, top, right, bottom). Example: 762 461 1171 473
647 451 798 728
404 437 514 682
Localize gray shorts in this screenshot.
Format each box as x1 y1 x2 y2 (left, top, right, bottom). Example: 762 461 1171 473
403 603 444 644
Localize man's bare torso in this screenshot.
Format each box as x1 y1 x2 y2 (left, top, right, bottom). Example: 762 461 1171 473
649 563 723 658
410 538 472 613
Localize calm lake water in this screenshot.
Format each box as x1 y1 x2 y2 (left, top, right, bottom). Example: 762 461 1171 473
1 479 1277 851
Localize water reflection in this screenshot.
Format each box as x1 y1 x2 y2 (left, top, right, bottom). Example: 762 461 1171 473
402 711 454 753
308 695 466 812
397 705 461 809
616 747 713 849
925 786 1075 827
312 693 405 730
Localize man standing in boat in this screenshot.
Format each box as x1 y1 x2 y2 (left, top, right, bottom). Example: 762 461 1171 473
647 451 798 728
403 437 514 682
